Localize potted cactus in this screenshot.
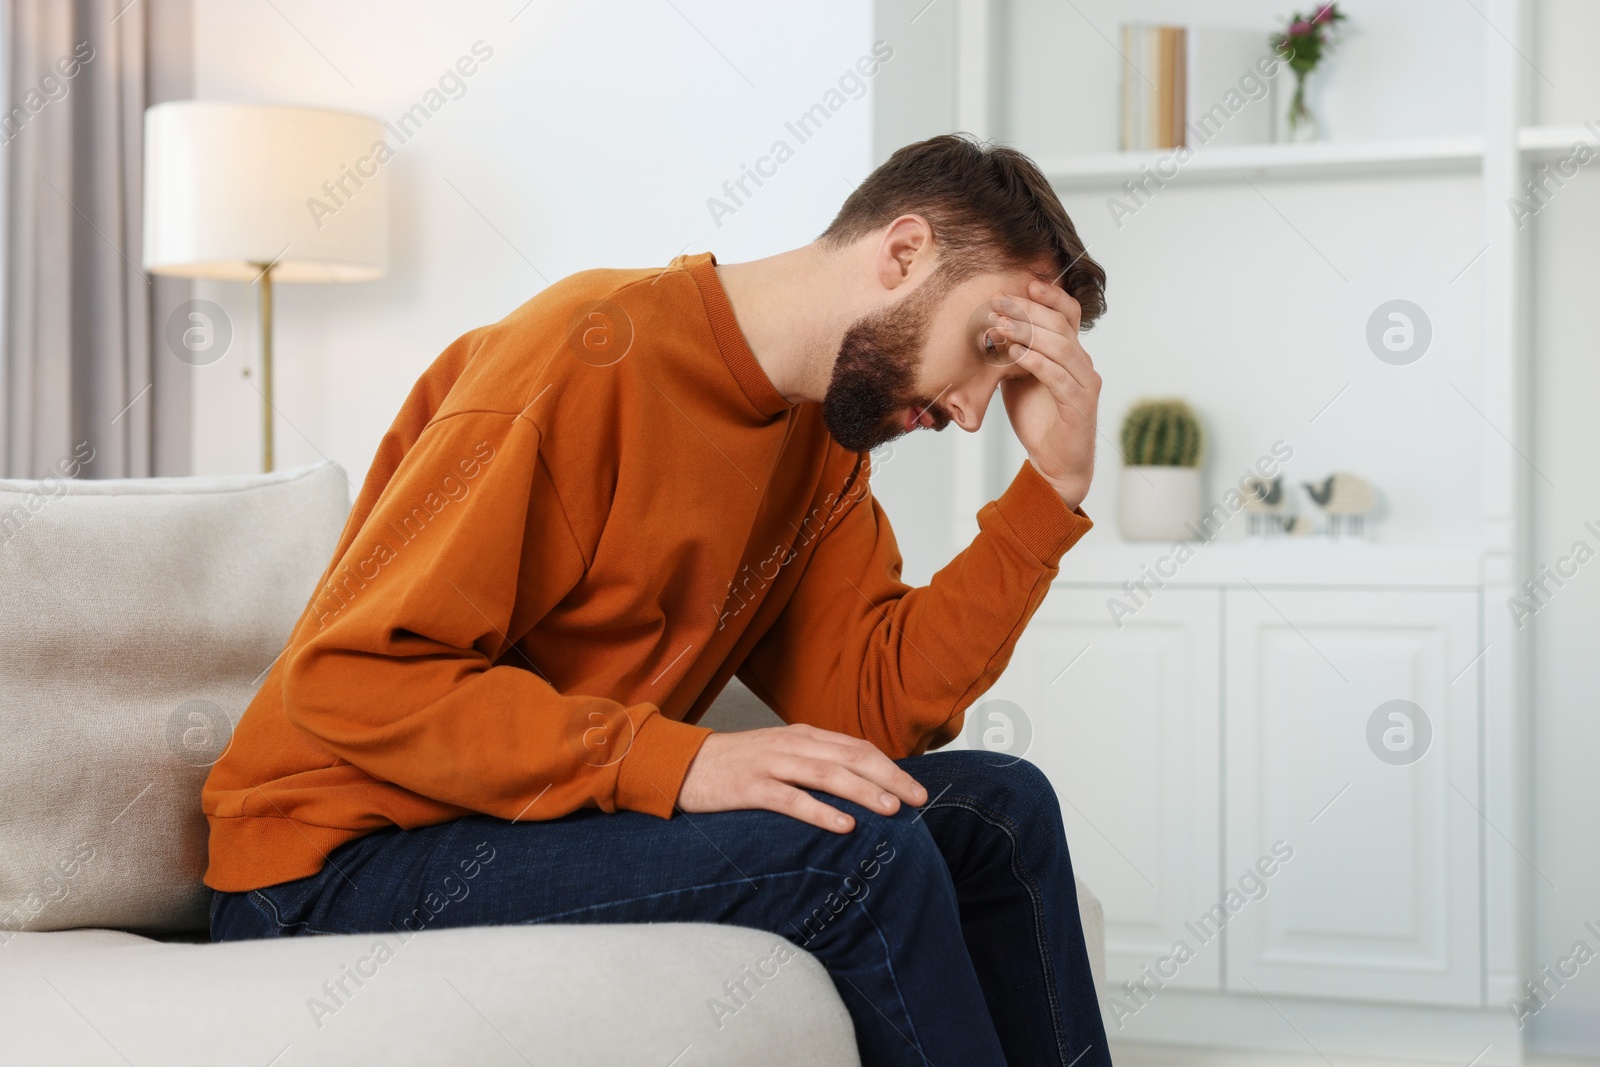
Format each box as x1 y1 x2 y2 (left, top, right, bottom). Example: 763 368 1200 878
1117 398 1206 541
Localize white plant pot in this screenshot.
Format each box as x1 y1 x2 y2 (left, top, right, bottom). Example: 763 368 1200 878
1118 466 1204 542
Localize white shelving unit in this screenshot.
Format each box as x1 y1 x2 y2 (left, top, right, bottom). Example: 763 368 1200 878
871 0 1588 1060
1057 540 1483 589
1040 136 1485 190
1516 122 1600 157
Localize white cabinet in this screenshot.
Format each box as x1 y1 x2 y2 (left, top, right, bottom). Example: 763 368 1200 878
1000 567 1486 1026
1222 587 1482 1006
992 588 1222 991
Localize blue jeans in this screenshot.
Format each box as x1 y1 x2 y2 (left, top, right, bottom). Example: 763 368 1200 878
211 750 1112 1066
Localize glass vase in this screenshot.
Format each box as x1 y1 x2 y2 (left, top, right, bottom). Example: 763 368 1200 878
1287 71 1319 143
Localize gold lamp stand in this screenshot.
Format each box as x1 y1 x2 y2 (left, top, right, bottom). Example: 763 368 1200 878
251 261 275 473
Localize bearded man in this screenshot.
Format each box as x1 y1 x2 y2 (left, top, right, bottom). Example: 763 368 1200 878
204 133 1113 1067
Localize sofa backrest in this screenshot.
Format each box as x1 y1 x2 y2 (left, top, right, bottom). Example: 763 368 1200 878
697 677 783 731
0 462 350 934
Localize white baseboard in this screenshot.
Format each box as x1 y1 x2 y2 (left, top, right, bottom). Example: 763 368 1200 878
1528 1008 1600 1058
1104 988 1526 1066
1110 1041 1600 1067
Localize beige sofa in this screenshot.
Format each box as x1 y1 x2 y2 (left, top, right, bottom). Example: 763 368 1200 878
0 461 1103 1066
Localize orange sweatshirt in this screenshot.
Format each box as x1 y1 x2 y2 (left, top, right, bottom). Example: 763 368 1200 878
201 252 1094 892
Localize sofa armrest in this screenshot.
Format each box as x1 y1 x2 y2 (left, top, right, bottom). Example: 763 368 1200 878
1075 877 1108 990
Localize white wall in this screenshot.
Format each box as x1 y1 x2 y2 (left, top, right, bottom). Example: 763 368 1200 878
1528 172 1600 1042
186 3 1600 1039
1034 171 1488 550
1526 0 1600 1042
189 0 876 492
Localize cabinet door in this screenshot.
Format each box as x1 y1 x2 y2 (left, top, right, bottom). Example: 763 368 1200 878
1222 588 1481 1006
985 587 1222 991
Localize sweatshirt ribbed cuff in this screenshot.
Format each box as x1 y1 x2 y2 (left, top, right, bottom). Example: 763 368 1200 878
988 459 1094 566
613 709 715 819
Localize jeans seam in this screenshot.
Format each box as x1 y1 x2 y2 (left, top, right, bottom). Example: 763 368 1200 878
246 887 339 938
803 876 930 1061
931 793 1072 1066
516 864 929 1059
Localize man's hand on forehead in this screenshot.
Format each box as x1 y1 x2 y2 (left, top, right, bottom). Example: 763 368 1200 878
970 276 1078 364
990 277 1083 340
981 276 1099 510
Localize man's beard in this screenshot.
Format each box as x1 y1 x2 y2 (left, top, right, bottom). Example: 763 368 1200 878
821 275 954 453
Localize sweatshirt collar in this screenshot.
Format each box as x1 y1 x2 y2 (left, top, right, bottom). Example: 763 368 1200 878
679 252 794 419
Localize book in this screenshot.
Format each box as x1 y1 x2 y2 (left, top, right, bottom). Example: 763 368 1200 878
1120 23 1278 151
1120 23 1187 150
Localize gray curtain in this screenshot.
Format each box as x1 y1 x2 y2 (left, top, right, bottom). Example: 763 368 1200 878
0 0 191 480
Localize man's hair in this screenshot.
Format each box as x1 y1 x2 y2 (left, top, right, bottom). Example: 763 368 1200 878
819 134 1107 330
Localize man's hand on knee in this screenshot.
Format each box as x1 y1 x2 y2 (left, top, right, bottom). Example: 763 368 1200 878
677 724 928 833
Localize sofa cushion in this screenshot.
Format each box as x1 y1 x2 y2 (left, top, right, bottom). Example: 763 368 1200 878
0 462 351 934
0 922 860 1066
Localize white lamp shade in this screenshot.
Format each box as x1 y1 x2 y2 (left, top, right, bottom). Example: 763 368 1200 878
143 101 388 283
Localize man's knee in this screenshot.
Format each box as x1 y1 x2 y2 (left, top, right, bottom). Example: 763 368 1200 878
907 749 1064 825
802 790 947 876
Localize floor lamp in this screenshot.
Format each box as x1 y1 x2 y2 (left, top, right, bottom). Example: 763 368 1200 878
142 102 389 472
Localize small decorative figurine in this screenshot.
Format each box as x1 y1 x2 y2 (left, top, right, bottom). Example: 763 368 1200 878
1303 472 1376 538
1240 475 1288 538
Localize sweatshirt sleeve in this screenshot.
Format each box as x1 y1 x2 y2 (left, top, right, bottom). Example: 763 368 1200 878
737 454 1093 758
280 409 711 823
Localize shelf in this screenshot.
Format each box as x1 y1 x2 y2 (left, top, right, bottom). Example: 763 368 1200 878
1041 136 1485 191
1517 123 1600 159
1053 540 1483 589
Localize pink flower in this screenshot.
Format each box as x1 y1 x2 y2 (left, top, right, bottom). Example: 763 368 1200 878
1313 4 1338 23
1289 19 1312 35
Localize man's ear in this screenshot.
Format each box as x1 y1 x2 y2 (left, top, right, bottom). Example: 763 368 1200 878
875 214 934 292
